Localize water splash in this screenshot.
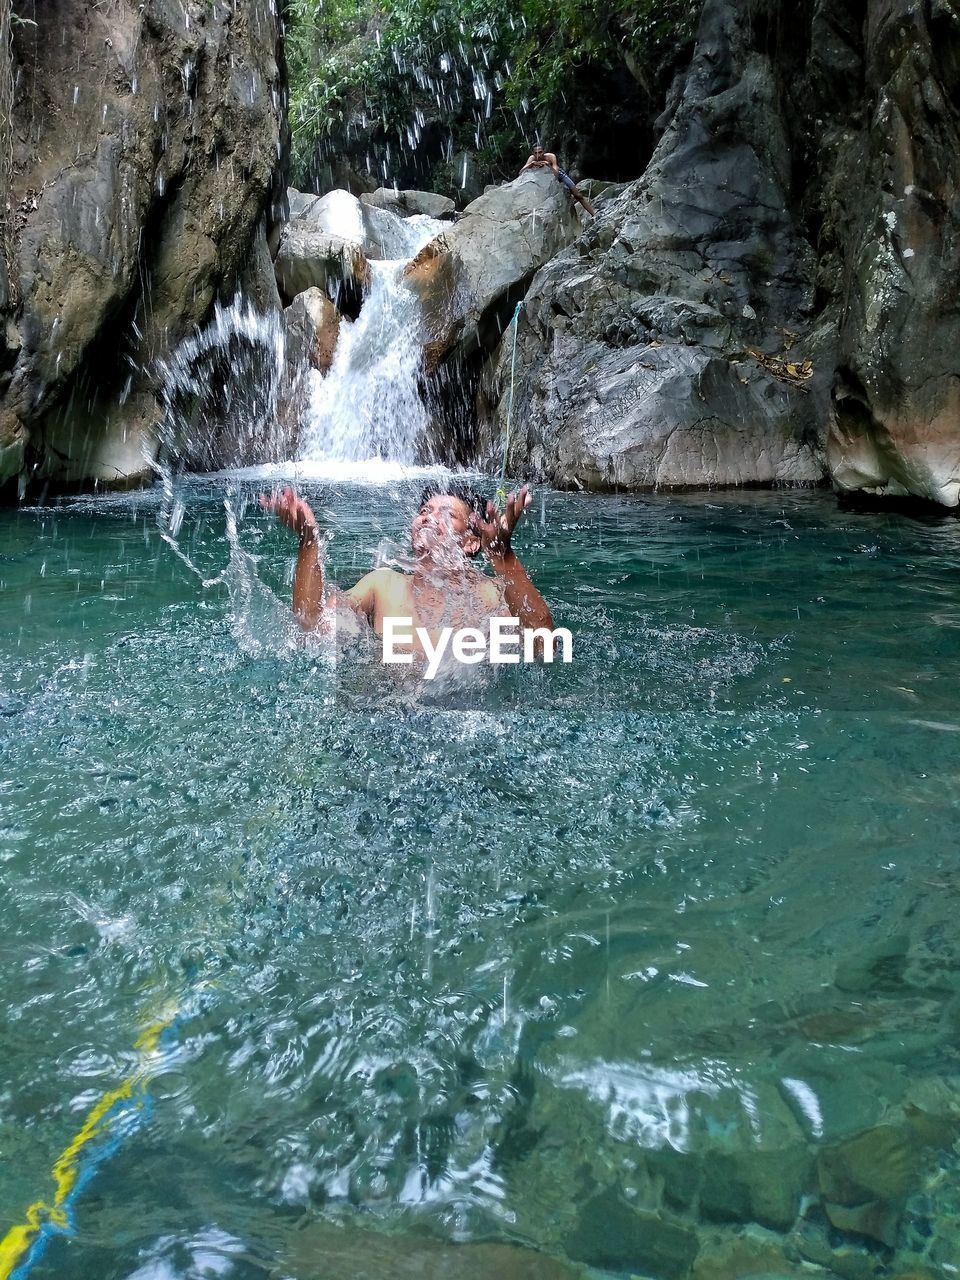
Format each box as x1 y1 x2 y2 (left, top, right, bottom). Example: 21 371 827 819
156 295 298 474
151 297 308 655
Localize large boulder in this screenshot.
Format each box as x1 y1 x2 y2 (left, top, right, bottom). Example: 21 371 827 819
274 224 371 306
826 0 960 506
288 188 367 242
285 185 445 265
361 187 456 218
402 239 464 373
0 0 285 491
361 204 445 262
479 0 829 491
430 170 584 359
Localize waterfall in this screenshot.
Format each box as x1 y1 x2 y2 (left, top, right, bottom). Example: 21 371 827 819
298 214 445 466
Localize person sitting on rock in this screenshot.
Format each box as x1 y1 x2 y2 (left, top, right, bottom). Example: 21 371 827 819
259 482 555 664
520 144 596 216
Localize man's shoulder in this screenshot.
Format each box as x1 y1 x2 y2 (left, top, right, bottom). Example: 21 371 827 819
347 565 408 599
365 566 409 590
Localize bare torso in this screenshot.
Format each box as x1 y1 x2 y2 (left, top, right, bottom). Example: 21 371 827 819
333 566 506 657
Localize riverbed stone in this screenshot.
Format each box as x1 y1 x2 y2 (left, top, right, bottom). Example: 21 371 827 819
792 1218 878 1280
279 1221 585 1279
817 1124 922 1206
562 1186 700 1277
823 1198 900 1248
643 1079 813 1232
691 1226 821 1280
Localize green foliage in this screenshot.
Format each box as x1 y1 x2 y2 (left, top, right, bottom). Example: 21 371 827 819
285 0 696 189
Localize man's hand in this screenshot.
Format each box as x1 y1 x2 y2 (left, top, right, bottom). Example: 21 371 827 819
259 486 319 543
471 484 532 562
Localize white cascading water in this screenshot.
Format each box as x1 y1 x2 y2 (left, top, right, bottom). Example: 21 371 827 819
298 212 446 465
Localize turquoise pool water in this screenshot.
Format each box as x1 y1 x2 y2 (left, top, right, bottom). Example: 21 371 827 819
1 479 959 1279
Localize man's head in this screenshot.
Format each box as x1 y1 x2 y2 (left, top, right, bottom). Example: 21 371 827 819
532 144 544 159
411 482 486 561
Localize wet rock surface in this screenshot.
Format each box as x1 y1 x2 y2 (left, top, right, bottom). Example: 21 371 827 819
429 170 584 360
284 287 343 376
361 187 457 219
827 0 960 505
479 0 828 491
0 0 284 492
475 0 960 503
275 224 371 308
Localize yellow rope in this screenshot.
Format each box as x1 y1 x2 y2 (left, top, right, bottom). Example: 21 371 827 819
0 1004 178 1279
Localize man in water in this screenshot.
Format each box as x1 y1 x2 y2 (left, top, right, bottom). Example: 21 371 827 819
519 144 596 216
259 482 554 661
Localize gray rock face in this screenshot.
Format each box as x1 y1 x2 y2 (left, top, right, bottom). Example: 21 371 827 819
0 0 284 490
480 0 828 491
827 0 960 506
428 170 584 361
473 0 960 503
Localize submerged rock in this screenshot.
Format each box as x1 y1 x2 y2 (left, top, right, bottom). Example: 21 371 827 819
818 1124 923 1206
691 1226 821 1280
278 1222 584 1280
562 1187 700 1278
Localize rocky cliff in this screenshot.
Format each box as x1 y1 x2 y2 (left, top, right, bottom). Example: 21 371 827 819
0 0 285 494
478 0 960 504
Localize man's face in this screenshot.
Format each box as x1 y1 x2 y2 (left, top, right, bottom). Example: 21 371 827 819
533 146 544 159
411 495 479 560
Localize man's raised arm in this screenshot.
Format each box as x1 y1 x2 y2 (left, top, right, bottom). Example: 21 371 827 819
260 487 327 631
472 486 554 632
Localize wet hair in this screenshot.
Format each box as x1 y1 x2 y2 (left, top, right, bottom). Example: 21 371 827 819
417 481 486 519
